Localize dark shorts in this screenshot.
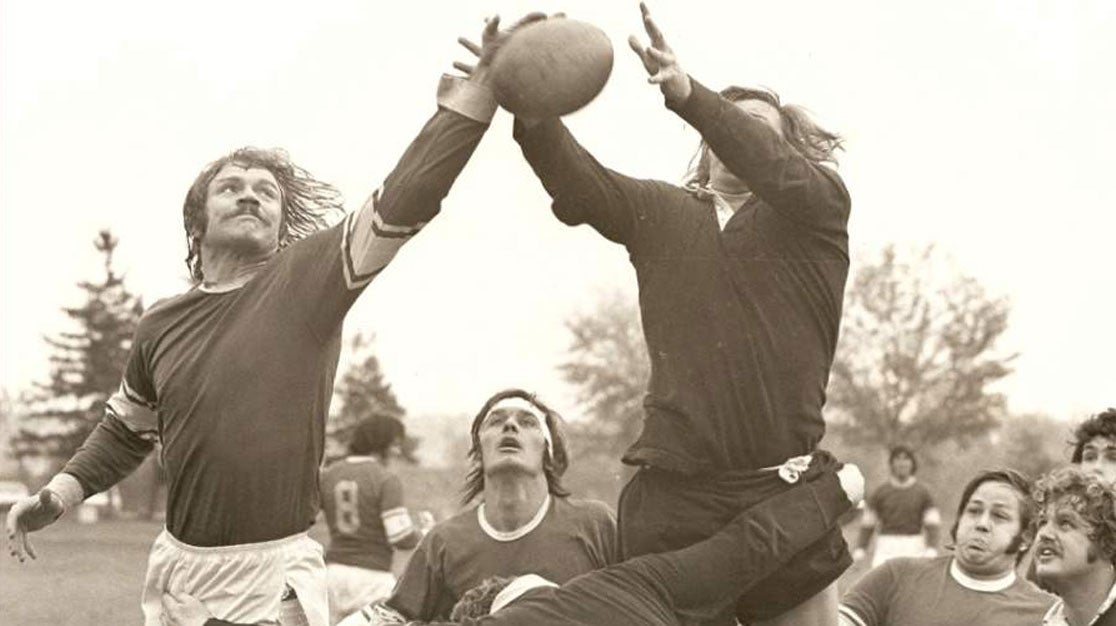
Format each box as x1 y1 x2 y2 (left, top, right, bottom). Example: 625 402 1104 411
617 451 851 624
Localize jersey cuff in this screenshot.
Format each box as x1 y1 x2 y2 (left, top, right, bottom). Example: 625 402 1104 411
437 74 497 124
46 472 87 510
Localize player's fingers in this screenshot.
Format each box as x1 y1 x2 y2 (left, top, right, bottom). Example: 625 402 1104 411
483 15 501 38
646 44 675 65
510 11 547 30
627 36 655 73
8 529 22 561
457 37 482 57
640 2 668 48
452 61 475 75
21 531 36 560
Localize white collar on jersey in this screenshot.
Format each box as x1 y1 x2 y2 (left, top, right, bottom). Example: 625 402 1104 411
490 574 559 614
950 558 1017 592
477 494 551 542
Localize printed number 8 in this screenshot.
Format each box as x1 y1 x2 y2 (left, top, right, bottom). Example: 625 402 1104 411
334 480 361 535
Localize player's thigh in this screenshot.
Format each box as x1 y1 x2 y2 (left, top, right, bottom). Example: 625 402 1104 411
751 581 838 626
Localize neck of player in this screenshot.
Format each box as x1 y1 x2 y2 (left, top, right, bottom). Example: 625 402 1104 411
200 244 273 291
1059 565 1115 626
483 472 549 533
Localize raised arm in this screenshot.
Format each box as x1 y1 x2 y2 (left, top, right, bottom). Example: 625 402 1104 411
629 2 849 227
453 15 663 248
337 74 495 293
513 117 660 246
668 79 849 227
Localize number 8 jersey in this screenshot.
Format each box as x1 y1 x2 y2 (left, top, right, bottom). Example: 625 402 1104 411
320 456 418 571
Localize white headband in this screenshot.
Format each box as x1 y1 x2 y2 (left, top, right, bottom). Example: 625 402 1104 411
485 396 554 459
490 574 558 614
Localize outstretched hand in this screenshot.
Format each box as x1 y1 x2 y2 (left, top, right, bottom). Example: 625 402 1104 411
453 12 552 86
6 489 64 562
628 2 691 103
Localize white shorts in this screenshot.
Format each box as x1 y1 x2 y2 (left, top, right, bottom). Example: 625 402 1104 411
326 563 396 624
872 533 928 568
141 528 328 626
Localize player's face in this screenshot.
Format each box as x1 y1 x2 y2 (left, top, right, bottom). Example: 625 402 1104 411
478 407 548 477
1080 436 1116 484
954 481 1024 579
707 99 783 194
890 454 914 480
202 164 283 254
1034 498 1103 589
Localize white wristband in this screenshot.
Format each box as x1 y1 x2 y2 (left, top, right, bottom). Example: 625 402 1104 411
44 473 85 514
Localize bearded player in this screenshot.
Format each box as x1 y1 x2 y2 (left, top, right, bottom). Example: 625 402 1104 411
5 15 543 626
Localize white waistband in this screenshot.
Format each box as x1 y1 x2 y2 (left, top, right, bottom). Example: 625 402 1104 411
159 529 312 555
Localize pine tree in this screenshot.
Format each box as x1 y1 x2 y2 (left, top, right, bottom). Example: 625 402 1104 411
326 333 415 461
12 231 144 459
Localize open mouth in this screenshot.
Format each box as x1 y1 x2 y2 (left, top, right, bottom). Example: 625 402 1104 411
963 541 988 554
1035 545 1060 561
498 436 522 452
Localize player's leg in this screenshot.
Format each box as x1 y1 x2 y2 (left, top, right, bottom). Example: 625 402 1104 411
609 467 856 618
751 582 838 626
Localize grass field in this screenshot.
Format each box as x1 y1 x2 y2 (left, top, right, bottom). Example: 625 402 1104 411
0 515 870 625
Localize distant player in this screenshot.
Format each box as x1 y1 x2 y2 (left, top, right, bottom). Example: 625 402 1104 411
1073 407 1116 484
164 461 865 626
839 469 1054 626
4 14 540 625
340 389 618 624
853 445 941 567
320 416 424 624
1032 466 1116 625
463 3 854 624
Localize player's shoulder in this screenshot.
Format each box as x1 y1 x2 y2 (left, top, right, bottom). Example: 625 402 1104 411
275 219 347 259
885 555 948 579
1007 574 1058 606
134 289 204 335
427 505 482 541
552 496 616 523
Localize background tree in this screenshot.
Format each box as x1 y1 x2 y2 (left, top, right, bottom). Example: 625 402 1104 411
826 245 1015 449
559 289 649 460
326 333 414 462
11 231 144 460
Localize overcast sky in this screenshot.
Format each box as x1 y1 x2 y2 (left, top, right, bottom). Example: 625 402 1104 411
2 0 1112 425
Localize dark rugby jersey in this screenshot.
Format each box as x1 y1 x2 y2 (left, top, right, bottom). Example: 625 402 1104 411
321 457 417 571
388 497 618 621
516 79 851 473
62 78 490 546
868 480 936 535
